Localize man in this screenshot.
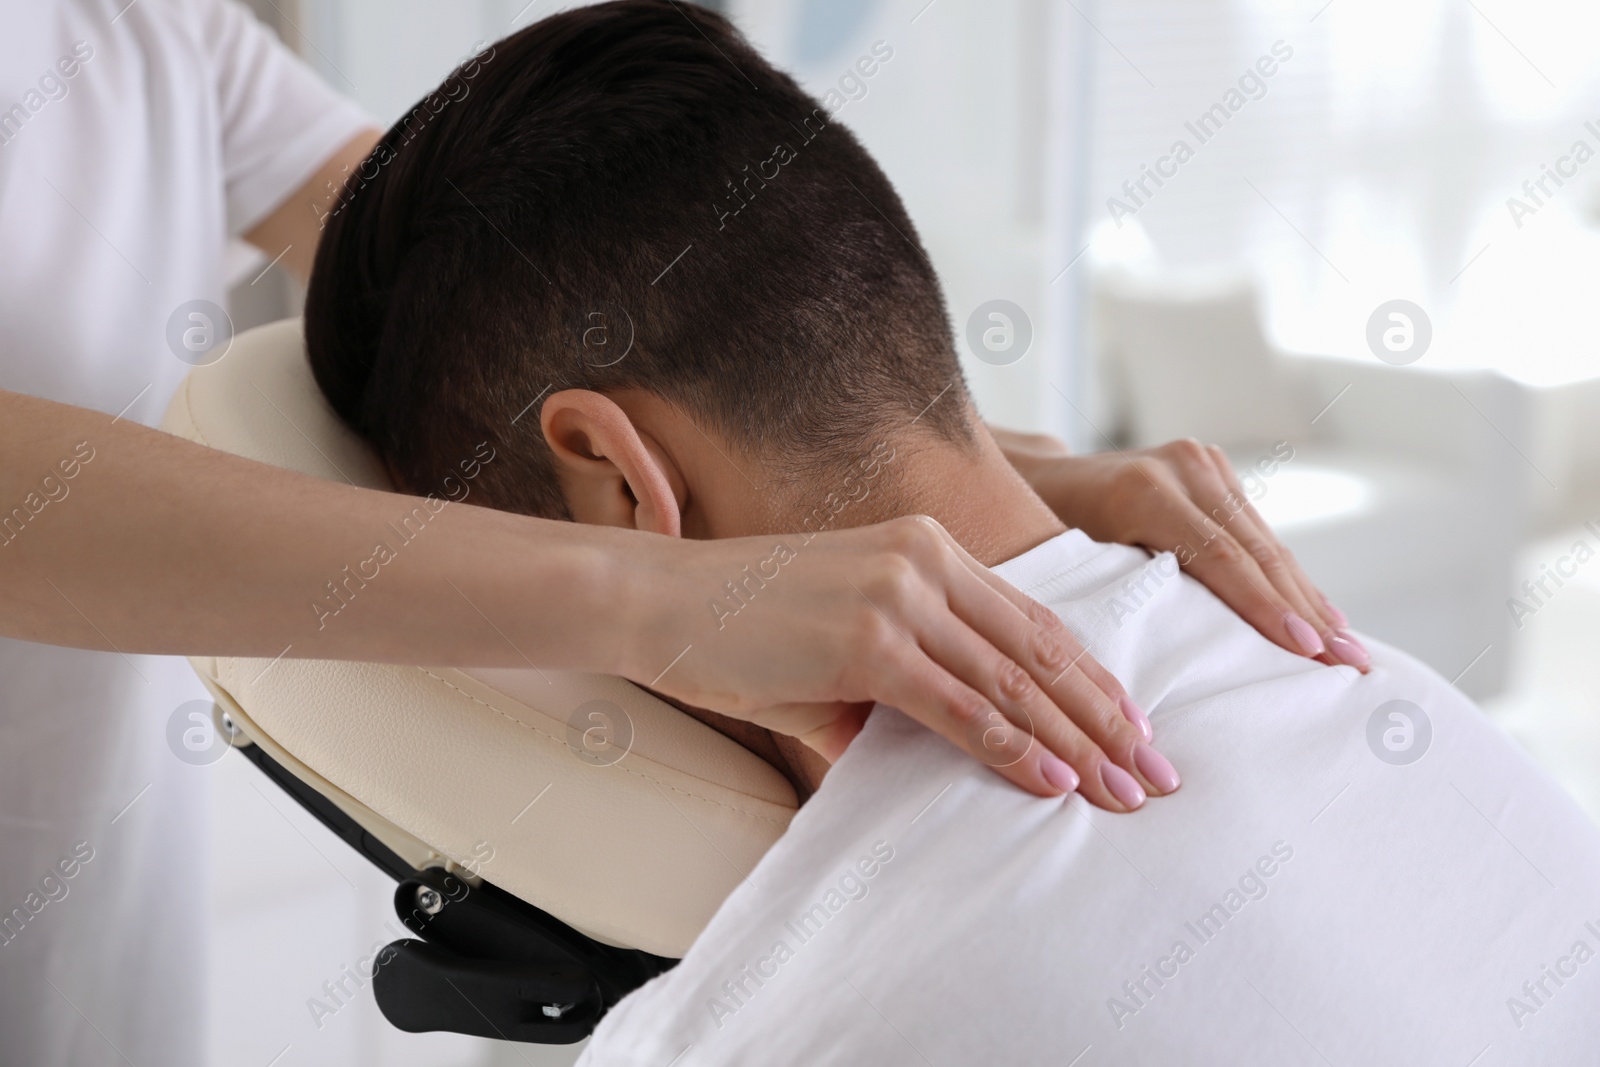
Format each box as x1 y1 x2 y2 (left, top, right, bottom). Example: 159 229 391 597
0 2 1370 1062
303 4 1598 1061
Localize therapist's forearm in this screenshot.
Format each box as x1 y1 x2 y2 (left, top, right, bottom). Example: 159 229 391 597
0 389 623 668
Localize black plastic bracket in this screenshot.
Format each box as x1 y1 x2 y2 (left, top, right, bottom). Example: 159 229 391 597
373 939 601 1043
229 741 675 1043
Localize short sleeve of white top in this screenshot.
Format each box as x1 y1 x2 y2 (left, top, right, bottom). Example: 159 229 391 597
0 0 371 422
189 0 371 236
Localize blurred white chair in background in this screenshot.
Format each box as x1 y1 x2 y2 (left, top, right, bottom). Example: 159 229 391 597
1091 272 1531 698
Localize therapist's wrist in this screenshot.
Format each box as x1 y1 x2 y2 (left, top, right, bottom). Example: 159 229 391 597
514 520 644 677
435 513 718 682
600 531 720 686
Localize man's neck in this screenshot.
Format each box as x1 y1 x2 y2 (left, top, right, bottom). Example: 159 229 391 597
843 426 1069 568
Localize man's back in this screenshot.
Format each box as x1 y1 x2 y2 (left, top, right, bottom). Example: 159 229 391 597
581 531 1600 1065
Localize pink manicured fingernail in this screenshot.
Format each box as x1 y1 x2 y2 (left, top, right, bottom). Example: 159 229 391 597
1327 630 1371 670
1120 695 1153 743
1040 752 1080 795
1284 613 1325 657
1323 598 1349 629
1134 743 1181 794
1100 761 1146 810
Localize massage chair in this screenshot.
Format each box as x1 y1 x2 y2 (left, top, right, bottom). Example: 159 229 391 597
160 319 798 1043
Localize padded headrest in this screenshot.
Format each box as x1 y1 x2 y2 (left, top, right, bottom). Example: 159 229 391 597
162 319 796 957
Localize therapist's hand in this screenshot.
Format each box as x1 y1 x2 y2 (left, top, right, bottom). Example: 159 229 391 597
992 427 1369 672
620 515 1160 809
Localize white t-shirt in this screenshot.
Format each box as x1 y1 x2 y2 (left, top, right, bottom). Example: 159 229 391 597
580 530 1600 1066
0 3 367 1064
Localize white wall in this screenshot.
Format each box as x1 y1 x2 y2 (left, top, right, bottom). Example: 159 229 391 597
297 0 538 126
730 0 1091 436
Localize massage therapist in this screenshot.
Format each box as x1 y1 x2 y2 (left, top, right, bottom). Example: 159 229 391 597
0 4 1348 1065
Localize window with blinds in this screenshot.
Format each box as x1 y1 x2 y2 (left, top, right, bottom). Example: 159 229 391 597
1080 0 1600 384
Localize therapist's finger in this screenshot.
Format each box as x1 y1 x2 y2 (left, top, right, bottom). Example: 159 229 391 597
1205 446 1369 671
1185 445 1366 671
1158 487 1323 660
906 601 1156 810
1198 445 1334 629
895 645 1079 798
950 531 1130 707
1174 448 1329 636
905 521 1177 808
1152 441 1339 665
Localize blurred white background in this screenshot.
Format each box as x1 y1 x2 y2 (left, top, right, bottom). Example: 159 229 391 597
212 1 1600 1063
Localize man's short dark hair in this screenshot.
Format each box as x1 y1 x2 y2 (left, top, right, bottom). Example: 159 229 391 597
305 0 971 520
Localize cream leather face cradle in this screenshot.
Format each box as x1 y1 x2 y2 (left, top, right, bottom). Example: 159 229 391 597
161 319 797 962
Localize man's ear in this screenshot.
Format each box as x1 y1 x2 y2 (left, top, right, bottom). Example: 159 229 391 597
539 390 684 536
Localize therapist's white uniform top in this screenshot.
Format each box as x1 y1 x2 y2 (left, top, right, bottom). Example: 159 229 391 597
0 2 366 1063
